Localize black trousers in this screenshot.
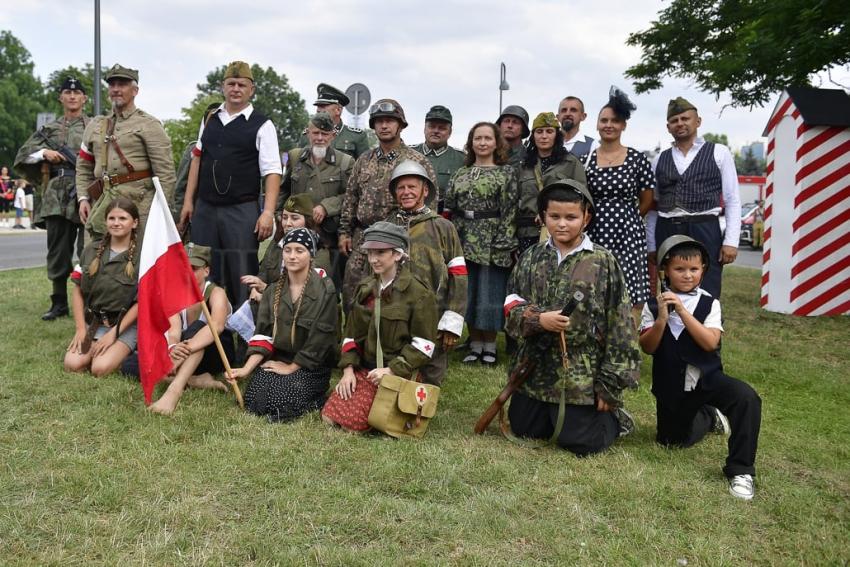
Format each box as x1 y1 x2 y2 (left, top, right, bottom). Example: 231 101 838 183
509 391 618 456
655 372 761 478
655 215 723 298
45 216 80 298
192 199 260 306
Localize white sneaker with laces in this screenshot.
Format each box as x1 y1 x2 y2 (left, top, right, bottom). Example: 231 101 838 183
728 474 755 500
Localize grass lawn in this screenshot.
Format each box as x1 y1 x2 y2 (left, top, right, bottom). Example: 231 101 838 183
1 265 848 565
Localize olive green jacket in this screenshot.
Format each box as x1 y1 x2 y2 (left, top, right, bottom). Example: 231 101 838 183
297 123 371 159
517 156 587 239
409 143 466 201
72 241 138 316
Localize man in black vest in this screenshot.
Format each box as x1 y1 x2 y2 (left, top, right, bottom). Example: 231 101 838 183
179 61 282 305
557 95 599 160
647 97 741 298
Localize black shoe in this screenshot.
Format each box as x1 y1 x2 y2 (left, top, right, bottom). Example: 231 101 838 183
480 351 497 365
42 294 69 321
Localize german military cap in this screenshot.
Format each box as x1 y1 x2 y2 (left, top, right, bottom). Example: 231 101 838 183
532 112 559 130
105 64 139 83
60 77 86 94
283 193 314 217
361 221 409 250
314 83 349 106
667 97 697 119
657 235 710 268
224 61 254 82
425 105 452 124
185 242 212 268
310 111 335 132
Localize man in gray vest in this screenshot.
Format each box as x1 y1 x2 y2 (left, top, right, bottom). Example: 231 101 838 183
557 95 599 160
646 97 740 298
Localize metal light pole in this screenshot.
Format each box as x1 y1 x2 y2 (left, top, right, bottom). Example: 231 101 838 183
499 62 510 114
94 0 102 115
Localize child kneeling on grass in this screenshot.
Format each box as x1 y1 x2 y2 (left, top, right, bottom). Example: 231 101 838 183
639 235 762 500
149 243 234 416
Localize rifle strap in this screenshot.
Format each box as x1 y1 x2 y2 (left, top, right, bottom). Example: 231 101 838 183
534 163 550 243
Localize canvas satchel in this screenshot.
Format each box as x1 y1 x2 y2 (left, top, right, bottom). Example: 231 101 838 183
366 292 440 438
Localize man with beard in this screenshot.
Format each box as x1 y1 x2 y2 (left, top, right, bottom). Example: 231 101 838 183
297 83 370 159
557 95 599 160
410 105 466 211
76 64 176 240
496 105 530 167
337 99 437 311
280 111 354 286
15 77 90 320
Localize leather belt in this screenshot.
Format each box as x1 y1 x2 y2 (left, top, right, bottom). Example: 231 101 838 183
50 168 76 179
461 210 500 220
104 169 152 187
661 214 717 224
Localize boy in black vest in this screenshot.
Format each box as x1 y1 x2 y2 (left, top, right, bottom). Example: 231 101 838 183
639 235 761 500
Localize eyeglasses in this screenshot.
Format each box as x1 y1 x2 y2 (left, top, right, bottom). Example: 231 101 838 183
370 102 398 114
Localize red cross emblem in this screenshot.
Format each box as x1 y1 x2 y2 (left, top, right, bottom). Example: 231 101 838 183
424 344 433 353
415 386 428 405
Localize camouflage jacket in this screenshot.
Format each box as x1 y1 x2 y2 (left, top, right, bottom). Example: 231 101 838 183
517 156 587 239
504 236 640 406
410 143 466 201
280 147 354 244
298 123 371 159
338 143 438 238
339 268 439 378
387 207 467 336
444 164 518 267
507 143 527 168
14 115 90 223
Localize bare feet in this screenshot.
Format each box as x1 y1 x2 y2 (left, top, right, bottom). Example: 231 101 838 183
187 373 228 392
148 391 180 416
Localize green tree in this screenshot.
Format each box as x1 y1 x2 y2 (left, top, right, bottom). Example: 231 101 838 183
197 64 308 150
43 64 109 117
625 0 850 108
703 133 729 146
0 31 45 168
736 146 766 175
163 94 223 167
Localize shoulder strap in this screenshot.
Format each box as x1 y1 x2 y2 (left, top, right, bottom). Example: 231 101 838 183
533 163 544 191
99 118 110 172
106 118 135 174
374 291 383 369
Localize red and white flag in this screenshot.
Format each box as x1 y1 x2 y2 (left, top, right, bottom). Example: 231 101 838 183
137 178 203 404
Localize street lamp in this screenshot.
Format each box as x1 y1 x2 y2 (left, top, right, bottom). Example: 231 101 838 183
499 62 509 114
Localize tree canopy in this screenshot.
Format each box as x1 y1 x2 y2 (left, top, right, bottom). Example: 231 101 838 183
625 0 850 108
163 94 222 166
0 31 45 168
197 64 308 151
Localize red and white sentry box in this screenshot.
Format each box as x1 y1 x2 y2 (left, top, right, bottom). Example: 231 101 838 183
761 87 850 316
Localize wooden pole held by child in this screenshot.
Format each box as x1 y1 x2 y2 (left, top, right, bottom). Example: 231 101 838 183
199 300 244 409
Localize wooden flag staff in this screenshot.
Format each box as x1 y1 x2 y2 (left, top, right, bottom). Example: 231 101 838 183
199 301 244 409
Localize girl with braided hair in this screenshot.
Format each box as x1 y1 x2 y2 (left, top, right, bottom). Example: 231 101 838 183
64 197 140 376
228 228 339 422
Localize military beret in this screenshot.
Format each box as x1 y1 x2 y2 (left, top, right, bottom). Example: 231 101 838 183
425 105 452 123
60 77 86 94
224 61 254 82
667 97 697 119
361 221 409 250
185 242 212 268
105 64 139 83
314 83 349 106
282 228 318 257
283 193 314 217
532 112 560 130
310 111 335 132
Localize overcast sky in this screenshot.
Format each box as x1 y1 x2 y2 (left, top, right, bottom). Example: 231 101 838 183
6 0 841 153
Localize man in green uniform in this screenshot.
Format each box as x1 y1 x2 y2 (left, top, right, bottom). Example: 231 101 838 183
496 105 530 167
296 83 370 159
410 105 466 212
15 77 90 320
76 64 176 239
280 111 355 286
172 102 222 227
337 99 438 312
387 160 467 385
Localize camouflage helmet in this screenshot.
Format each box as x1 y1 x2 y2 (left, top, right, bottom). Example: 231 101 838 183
389 160 434 196
369 98 408 128
657 235 710 269
496 105 530 138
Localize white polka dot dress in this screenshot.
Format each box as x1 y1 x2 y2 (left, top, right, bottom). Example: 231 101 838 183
586 147 654 304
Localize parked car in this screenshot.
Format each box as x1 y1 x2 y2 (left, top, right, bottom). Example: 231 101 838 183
739 202 760 247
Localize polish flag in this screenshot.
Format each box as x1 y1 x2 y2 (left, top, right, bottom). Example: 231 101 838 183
137 178 203 404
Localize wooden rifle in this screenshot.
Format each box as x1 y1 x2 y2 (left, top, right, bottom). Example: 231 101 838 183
474 358 535 434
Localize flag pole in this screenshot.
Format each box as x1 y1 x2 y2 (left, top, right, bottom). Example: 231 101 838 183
199 300 244 409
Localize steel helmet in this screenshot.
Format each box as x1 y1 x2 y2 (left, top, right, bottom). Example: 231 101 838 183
496 105 530 138
369 98 408 128
657 235 711 268
389 160 434 195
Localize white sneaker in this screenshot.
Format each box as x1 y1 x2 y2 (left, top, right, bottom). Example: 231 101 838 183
710 406 731 436
728 474 755 500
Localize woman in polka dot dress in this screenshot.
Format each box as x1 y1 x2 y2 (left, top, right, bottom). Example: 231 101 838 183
585 88 655 315
228 228 339 422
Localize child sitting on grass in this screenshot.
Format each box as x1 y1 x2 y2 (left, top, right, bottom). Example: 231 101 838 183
639 235 762 500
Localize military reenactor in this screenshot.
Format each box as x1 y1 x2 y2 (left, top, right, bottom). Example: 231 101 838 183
337 99 437 311
14 77 90 320
179 61 282 306
297 83 370 159
557 95 599 159
172 102 222 227
281 111 355 286
410 105 466 210
496 105 530 167
387 160 467 385
504 179 639 455
76 64 176 240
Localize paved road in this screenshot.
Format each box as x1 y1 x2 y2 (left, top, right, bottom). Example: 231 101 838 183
733 247 762 270
0 231 48 270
